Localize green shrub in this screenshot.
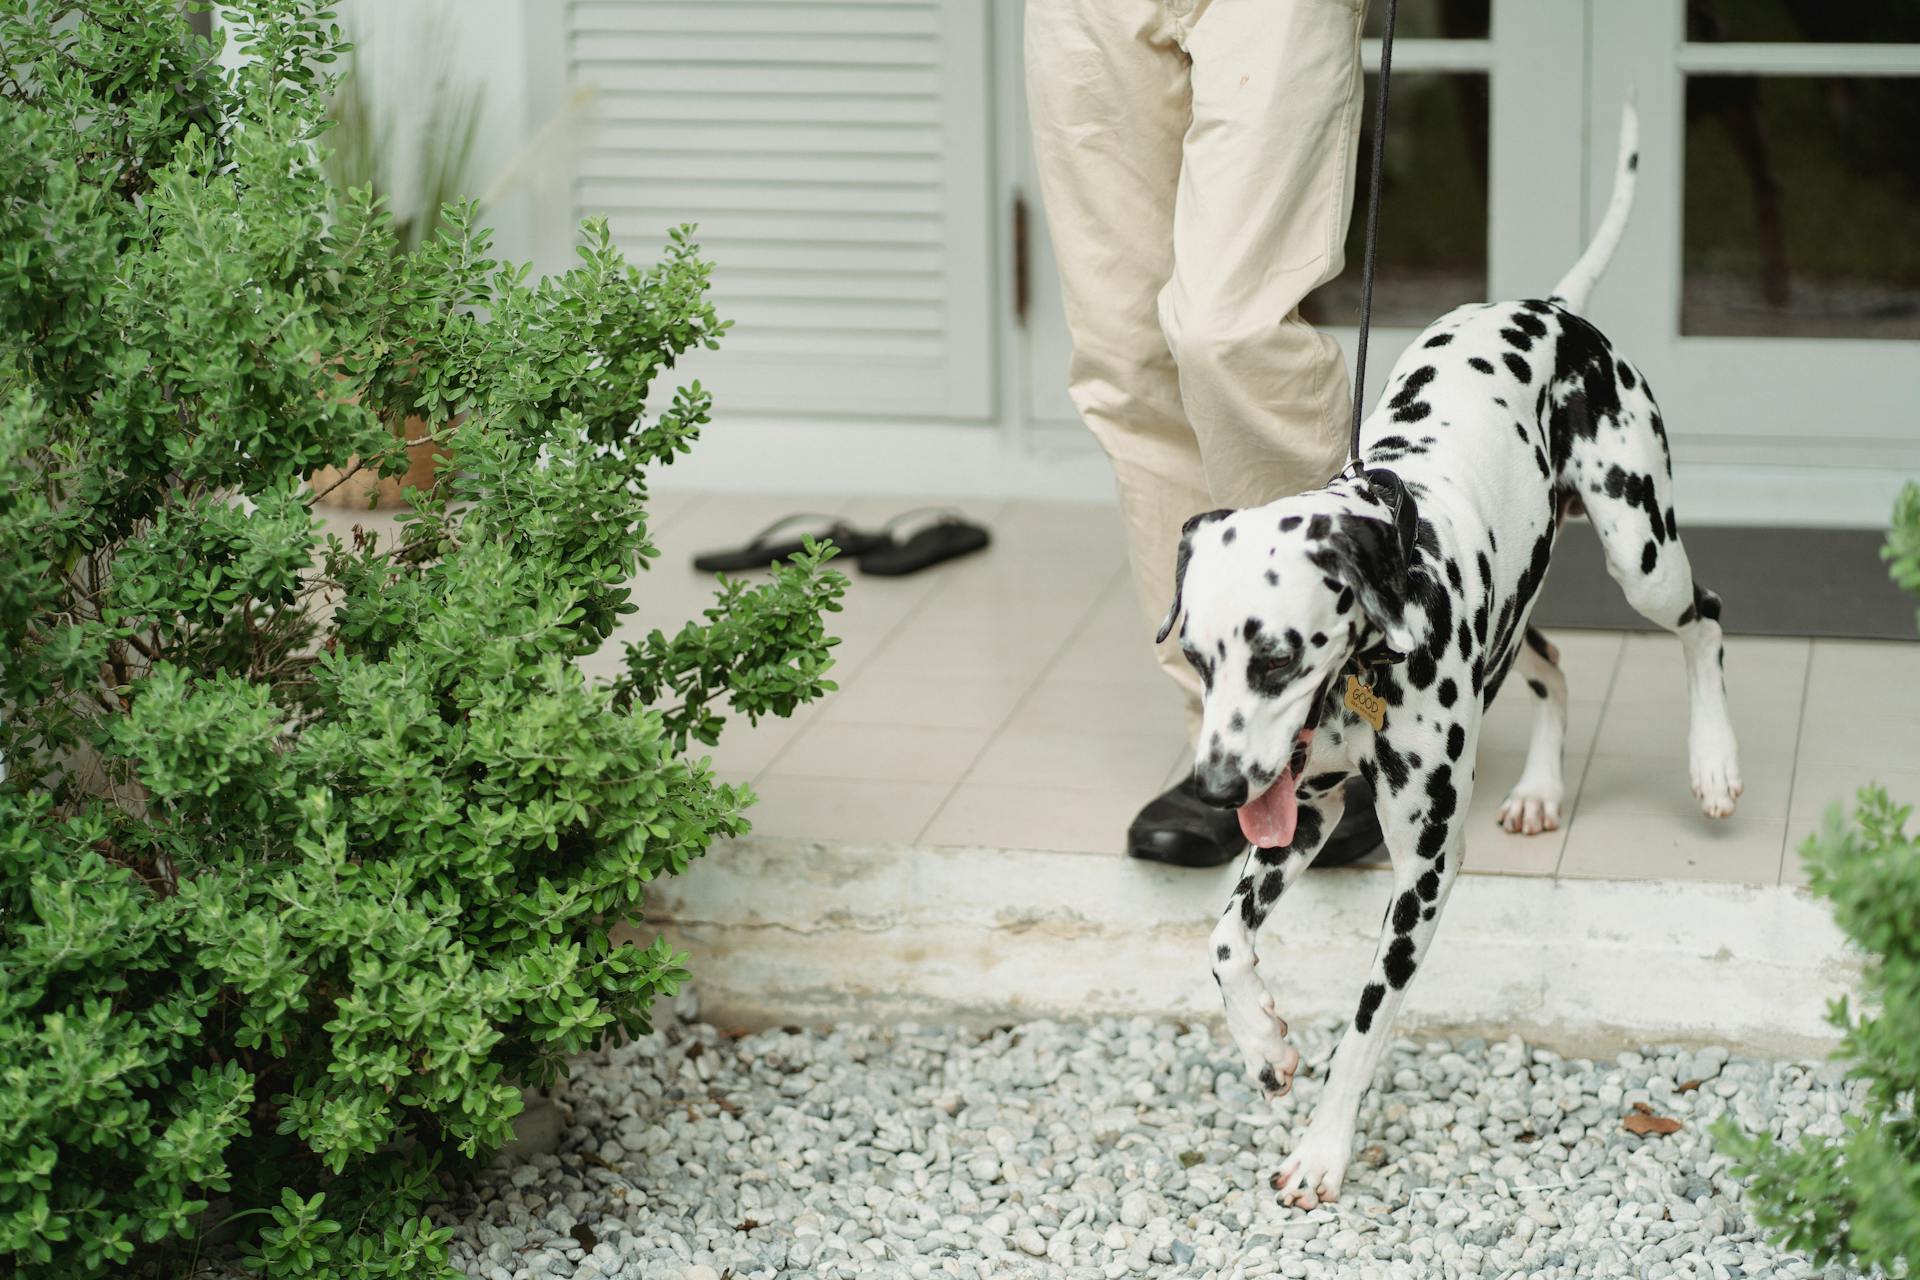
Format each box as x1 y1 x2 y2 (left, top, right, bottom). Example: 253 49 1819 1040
0 3 843 1277
1720 482 1920 1276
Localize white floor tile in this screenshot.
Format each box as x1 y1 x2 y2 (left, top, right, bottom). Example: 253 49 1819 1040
763 722 991 786
967 730 1188 795
742 776 954 845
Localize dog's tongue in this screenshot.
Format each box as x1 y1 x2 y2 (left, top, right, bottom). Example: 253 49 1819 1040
1238 772 1299 848
1238 728 1314 848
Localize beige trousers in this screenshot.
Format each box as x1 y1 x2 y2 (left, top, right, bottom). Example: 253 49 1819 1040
1026 0 1366 733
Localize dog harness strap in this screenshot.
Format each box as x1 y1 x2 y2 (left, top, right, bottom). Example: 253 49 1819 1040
1344 0 1398 481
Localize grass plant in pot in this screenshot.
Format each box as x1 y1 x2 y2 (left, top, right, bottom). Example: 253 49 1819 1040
307 31 481 510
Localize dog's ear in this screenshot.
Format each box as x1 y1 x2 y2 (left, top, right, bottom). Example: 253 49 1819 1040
1155 508 1234 644
1324 506 1427 656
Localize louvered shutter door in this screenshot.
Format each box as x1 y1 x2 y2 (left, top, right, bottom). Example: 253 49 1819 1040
564 0 994 420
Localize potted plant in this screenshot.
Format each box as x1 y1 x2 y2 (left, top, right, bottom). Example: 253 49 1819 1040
308 33 482 510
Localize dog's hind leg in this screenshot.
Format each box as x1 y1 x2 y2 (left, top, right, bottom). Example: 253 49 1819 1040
1574 380 1741 817
1497 628 1569 834
1210 785 1347 1102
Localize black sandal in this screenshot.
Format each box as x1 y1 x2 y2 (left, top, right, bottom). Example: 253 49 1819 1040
691 513 889 573
857 509 991 577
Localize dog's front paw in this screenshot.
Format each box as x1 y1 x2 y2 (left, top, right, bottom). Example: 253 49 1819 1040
1225 989 1301 1099
1273 1127 1353 1210
1689 737 1743 819
1496 778 1564 835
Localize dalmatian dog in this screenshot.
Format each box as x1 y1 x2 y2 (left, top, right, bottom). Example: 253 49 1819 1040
1156 103 1742 1209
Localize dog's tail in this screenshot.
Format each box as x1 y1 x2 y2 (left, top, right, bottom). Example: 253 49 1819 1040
1549 96 1639 314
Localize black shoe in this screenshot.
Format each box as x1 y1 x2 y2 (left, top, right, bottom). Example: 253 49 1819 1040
1127 776 1245 867
1312 778 1386 868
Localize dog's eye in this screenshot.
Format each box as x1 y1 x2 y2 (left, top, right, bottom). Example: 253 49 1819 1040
1253 654 1294 679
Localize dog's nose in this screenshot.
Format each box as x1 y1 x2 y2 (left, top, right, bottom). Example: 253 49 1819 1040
1192 772 1248 809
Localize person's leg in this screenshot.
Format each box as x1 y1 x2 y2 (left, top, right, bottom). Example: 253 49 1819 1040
1160 0 1364 509
1025 0 1208 726
1163 0 1386 868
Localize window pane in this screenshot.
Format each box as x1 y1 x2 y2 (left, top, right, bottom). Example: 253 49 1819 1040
1682 75 1920 339
1366 0 1489 41
1686 0 1920 45
1301 72 1488 330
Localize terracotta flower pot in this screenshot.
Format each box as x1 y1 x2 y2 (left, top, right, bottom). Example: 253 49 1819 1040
309 414 450 510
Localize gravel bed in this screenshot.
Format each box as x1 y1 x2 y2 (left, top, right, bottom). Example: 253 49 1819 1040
442 1010 1864 1280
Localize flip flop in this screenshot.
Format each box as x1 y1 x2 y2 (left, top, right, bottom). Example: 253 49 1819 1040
691 513 888 573
857 510 991 577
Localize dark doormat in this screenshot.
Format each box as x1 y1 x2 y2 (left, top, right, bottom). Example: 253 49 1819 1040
1533 523 1918 641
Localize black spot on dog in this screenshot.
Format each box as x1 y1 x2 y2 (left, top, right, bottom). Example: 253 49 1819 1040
1627 150 1639 172
1525 628 1553 661
1468 357 1495 375
1355 982 1386 1033
1416 820 1447 860
1244 617 1263 641
1258 874 1283 903
1311 632 1327 647
1692 583 1722 622
1416 868 1440 901
1392 890 1421 935
1265 569 1279 586
1425 765 1457 826
1374 738 1412 794
1229 711 1246 732
1424 332 1453 348
1216 944 1232 961
1222 528 1236 545
1307 514 1331 539
1503 352 1532 383
1437 678 1458 708
1446 724 1465 760
1407 648 1437 690
1292 806 1325 850
1306 771 1346 793
1641 540 1658 574
1336 587 1355 615
1392 365 1438 409
1619 362 1637 391
1393 400 1433 425
1280 515 1302 532
1445 560 1463 592
1526 678 1549 699
1384 936 1418 988
1500 327 1534 352
1513 311 1549 339
1259 1064 1281 1092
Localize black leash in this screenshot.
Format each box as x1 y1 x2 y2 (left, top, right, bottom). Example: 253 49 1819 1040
1343 0 1398 480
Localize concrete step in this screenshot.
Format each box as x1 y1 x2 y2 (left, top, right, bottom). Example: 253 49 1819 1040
645 837 1857 1060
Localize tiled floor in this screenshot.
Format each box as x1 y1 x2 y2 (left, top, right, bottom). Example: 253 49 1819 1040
350 492 1920 889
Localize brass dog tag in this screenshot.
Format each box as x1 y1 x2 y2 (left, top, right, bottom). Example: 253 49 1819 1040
1344 674 1386 730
